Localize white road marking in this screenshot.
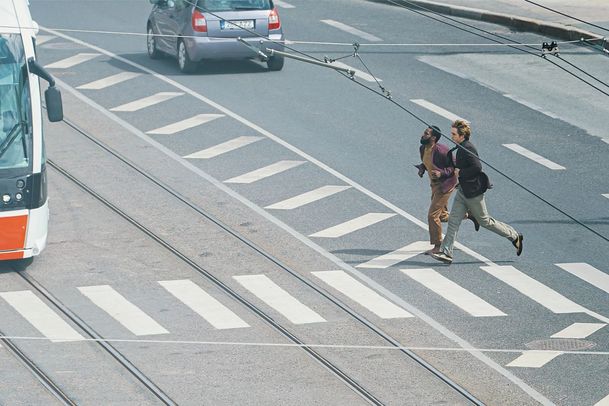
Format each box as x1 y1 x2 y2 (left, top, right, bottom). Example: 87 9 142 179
410 99 464 122
502 143 566 170
503 94 560 119
320 19 382 42
551 323 606 339
401 269 507 317
357 241 432 269
233 275 326 324
274 0 295 8
328 61 382 83
265 185 351 210
159 280 249 330
77 72 140 90
184 136 263 159
44 53 100 69
44 28 558 404
35 35 55 45
603 194 609 200
480 266 587 314
556 263 609 295
110 92 183 112
596 394 609 406
78 285 169 336
0 291 84 342
147 113 224 135
506 351 562 368
309 213 396 238
312 271 413 318
224 160 305 184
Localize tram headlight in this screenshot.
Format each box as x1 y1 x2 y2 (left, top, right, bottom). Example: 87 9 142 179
16 180 25 189
2 194 10 203
15 193 23 201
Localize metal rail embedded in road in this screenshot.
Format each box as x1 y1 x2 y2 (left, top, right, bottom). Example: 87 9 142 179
13 270 177 406
0 329 76 406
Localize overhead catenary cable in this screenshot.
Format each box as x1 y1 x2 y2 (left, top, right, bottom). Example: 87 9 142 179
523 0 609 33
383 0 609 96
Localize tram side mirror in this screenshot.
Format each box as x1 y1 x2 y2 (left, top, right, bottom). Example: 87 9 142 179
45 86 63 122
27 58 63 122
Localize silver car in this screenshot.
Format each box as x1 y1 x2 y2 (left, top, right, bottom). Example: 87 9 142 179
147 0 285 73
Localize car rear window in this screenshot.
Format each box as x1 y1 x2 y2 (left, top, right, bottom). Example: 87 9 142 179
197 0 272 12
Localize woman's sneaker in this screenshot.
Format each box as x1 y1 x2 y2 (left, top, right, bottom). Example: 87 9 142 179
431 251 453 264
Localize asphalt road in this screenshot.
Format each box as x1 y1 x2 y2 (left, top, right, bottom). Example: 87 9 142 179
1 0 608 404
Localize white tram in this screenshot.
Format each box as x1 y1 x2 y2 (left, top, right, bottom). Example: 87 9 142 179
0 0 63 261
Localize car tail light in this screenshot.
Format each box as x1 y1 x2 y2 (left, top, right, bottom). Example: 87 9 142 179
192 9 207 32
268 8 280 30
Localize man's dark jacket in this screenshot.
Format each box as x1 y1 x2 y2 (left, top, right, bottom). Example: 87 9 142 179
452 140 490 198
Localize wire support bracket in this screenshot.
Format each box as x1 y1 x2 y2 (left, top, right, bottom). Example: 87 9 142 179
266 48 355 78
541 41 560 57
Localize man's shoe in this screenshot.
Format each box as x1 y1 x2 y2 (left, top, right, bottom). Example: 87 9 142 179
431 252 453 264
469 215 480 232
512 233 524 256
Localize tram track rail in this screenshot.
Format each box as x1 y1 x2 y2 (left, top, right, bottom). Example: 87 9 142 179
13 270 178 406
44 113 485 405
0 328 76 406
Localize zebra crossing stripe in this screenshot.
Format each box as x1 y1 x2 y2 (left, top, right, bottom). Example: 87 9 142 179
265 185 351 210
357 241 432 269
502 144 566 170
312 271 413 318
147 113 224 135
35 35 55 45
506 351 562 368
556 263 609 295
184 136 263 159
44 53 100 69
401 269 506 317
309 213 396 238
224 160 305 184
596 394 609 406
274 0 295 8
480 266 587 314
110 92 183 112
233 275 326 324
78 285 169 336
0 291 84 342
320 20 382 42
411 99 464 122
77 72 140 90
158 280 249 329
551 323 606 339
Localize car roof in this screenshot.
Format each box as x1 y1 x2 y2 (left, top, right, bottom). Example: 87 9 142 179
0 0 33 35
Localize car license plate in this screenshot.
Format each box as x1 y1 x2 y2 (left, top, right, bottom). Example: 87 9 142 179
221 20 255 30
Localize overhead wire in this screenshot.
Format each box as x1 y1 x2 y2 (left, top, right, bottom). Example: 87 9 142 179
382 0 609 96
181 0 609 244
522 0 609 33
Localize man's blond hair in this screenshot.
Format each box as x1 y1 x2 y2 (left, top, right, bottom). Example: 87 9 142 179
452 119 471 140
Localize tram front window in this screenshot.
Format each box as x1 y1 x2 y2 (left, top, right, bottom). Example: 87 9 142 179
0 34 31 171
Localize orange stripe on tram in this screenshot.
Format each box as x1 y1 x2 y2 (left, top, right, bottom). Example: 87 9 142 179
0 215 28 260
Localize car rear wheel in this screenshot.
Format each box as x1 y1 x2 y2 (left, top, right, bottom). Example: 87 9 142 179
147 26 161 59
267 55 284 71
178 40 197 74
